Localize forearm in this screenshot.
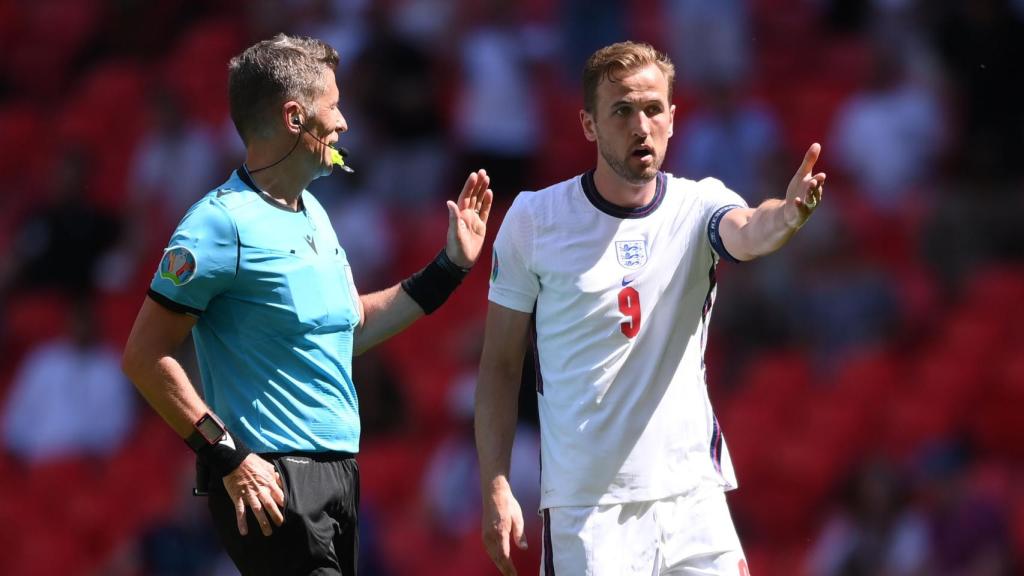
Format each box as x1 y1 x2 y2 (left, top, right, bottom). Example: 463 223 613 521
728 199 800 260
123 353 209 439
122 297 210 439
475 370 522 493
354 249 470 354
354 285 423 355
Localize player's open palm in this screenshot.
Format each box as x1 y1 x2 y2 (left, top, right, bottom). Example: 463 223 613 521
784 143 827 228
446 169 494 269
482 482 527 576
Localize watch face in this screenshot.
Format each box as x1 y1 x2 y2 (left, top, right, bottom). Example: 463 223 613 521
196 414 225 444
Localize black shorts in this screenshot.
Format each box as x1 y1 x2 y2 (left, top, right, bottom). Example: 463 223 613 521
206 452 360 576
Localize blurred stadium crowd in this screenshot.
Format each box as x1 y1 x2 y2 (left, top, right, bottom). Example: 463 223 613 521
0 0 1022 574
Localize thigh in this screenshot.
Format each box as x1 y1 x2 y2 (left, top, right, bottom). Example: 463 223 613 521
543 502 659 576
327 458 359 576
207 456 357 576
659 491 747 576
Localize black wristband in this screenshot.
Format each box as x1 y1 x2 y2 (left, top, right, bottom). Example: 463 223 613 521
401 249 470 314
196 431 252 478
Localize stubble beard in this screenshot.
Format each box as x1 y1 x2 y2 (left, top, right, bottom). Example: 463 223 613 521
597 138 659 185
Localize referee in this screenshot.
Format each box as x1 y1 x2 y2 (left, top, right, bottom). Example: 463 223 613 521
122 34 492 575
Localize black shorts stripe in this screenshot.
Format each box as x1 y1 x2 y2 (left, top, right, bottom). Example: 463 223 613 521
543 509 555 576
531 310 544 395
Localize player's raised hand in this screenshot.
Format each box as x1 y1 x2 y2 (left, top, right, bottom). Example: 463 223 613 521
446 169 493 269
482 479 527 576
784 143 827 229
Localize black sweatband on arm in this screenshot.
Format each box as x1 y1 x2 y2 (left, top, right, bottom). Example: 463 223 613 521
401 249 470 314
196 431 252 478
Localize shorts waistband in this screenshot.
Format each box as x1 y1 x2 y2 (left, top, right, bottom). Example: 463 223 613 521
260 451 356 463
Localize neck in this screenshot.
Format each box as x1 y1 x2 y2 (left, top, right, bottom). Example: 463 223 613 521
245 145 312 210
592 160 658 208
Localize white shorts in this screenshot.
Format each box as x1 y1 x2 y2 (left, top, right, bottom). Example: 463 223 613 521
540 489 750 576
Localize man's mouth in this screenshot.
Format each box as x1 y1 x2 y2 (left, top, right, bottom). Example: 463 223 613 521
631 145 653 160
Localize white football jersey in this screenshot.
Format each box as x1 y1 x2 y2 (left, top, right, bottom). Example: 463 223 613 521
488 171 747 509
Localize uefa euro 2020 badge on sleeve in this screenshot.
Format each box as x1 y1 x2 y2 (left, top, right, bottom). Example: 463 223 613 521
159 246 197 286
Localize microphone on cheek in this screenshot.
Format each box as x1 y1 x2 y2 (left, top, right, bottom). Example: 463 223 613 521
300 124 354 174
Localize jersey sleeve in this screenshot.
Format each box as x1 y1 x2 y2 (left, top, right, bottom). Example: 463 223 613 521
488 194 539 313
148 198 238 315
698 177 749 264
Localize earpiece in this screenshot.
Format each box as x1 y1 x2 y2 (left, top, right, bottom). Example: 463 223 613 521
291 116 302 127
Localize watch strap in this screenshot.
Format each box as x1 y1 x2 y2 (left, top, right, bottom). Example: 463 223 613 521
185 428 210 452
184 412 227 454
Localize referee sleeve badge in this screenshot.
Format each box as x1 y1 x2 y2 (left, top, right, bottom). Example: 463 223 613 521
159 246 198 286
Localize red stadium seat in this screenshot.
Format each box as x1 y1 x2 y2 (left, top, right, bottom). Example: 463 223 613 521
3 0 101 98
970 351 1024 459
358 436 435 517
56 61 148 210
738 349 813 406
3 520 85 576
830 348 899 407
0 103 52 215
533 70 598 186
3 290 72 358
964 265 1024 314
1013 487 1024 561
96 290 144 348
161 19 247 126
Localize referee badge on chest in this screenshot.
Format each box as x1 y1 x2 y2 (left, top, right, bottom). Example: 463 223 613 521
615 240 647 270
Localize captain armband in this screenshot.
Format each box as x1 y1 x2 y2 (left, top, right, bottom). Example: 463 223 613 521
400 249 470 314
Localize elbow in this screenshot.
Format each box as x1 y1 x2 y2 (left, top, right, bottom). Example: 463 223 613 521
739 246 771 261
721 240 757 263
728 247 758 262
120 336 152 387
120 343 142 385
352 325 369 357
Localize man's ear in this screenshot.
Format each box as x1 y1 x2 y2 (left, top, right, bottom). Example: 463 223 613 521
282 101 304 134
580 109 598 142
668 103 676 139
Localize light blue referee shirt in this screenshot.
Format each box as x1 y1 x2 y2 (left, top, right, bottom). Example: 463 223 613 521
149 167 362 454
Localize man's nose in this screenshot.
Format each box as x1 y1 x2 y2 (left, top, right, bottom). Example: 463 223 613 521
337 113 348 133
631 112 650 137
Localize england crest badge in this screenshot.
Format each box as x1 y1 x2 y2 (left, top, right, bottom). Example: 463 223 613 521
615 240 647 270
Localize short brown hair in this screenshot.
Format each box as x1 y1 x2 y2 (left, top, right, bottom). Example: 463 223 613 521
228 34 339 143
582 41 675 113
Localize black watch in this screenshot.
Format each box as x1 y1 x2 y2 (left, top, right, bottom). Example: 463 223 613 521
185 412 227 453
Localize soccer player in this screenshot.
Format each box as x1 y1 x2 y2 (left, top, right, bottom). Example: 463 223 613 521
121 34 492 575
475 41 825 575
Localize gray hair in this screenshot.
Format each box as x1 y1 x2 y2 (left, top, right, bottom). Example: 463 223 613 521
228 34 339 143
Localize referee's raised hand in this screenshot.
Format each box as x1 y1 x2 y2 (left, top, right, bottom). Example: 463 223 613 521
223 454 286 536
446 168 493 269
